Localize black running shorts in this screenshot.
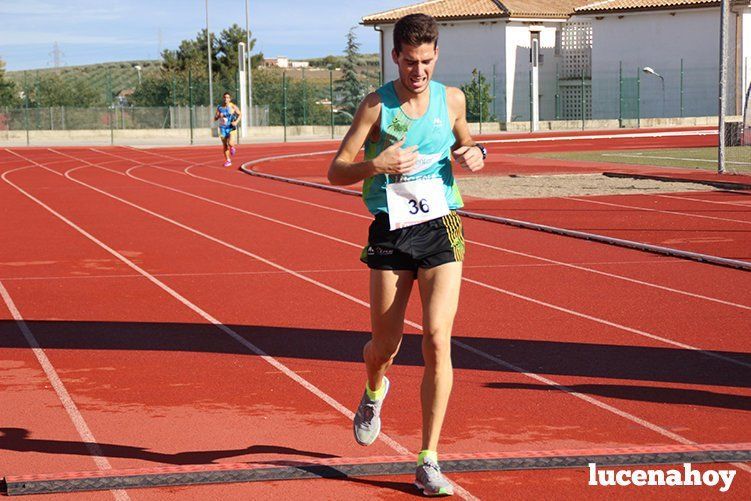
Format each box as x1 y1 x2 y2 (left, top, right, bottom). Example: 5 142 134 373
360 211 465 272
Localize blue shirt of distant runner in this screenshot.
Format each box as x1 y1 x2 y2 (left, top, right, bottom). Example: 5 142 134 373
217 105 237 138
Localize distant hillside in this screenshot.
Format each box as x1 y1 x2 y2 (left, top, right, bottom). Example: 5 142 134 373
5 53 381 91
7 60 161 93
308 53 379 69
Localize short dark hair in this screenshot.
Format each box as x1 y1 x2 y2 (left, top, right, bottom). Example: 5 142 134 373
223 92 231 97
393 14 439 54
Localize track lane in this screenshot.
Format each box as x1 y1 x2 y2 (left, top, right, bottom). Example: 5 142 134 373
5 144 751 496
30 151 751 450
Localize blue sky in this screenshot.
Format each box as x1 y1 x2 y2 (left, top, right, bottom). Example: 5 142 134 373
0 0 409 71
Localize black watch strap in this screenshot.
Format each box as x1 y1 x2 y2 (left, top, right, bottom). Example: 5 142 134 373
475 143 487 160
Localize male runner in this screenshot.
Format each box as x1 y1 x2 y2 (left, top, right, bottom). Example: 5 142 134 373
327 13 485 497
214 92 241 167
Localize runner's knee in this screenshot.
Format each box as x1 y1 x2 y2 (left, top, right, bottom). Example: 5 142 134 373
422 331 452 364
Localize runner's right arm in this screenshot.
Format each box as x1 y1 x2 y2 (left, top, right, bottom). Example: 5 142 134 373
328 92 418 186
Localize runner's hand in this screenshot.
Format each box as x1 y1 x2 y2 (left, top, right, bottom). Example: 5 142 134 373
373 139 418 175
452 145 484 172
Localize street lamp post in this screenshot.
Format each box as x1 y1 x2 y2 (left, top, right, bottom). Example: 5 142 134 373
206 0 214 117
642 66 665 118
133 65 142 85
245 0 253 128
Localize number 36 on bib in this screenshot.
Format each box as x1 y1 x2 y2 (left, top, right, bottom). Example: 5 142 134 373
385 177 450 231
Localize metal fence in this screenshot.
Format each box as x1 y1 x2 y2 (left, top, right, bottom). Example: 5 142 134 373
1 60 749 157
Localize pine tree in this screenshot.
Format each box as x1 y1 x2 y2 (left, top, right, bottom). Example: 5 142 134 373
335 27 365 119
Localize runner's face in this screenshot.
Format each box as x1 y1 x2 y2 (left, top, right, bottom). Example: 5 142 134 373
392 43 438 94
223 95 231 104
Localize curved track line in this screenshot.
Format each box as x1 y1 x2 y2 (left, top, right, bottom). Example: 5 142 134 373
3 153 481 496
566 196 751 226
22 149 751 463
656 193 751 209
74 149 751 361
94 147 751 310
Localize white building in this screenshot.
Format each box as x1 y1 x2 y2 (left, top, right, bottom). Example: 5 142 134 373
362 0 751 124
263 56 310 69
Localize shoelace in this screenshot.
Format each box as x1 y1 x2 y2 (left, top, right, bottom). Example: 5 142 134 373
361 403 376 424
422 461 444 482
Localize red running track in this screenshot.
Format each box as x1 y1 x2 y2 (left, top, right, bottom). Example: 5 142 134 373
241 129 751 261
0 142 749 500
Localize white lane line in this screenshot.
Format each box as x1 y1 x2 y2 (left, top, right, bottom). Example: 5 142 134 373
0 260 695 283
23 152 751 458
0 272 130 501
7 160 476 501
2 178 477 500
481 129 715 144
98 148 751 311
566 196 751 226
656 193 751 209
601 152 751 166
72 151 751 361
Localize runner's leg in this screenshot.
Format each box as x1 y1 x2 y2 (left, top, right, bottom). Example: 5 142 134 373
364 269 414 392
417 261 462 452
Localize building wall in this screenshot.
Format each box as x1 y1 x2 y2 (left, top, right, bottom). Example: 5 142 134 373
377 20 506 119
580 8 739 119
505 23 561 122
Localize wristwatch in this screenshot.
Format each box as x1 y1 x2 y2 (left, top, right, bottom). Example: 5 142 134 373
475 143 487 160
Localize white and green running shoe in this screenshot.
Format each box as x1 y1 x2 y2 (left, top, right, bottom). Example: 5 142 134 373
415 458 454 496
353 377 390 446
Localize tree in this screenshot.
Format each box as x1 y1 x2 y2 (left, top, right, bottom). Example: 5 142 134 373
0 59 20 106
335 27 366 117
27 73 100 107
461 69 495 122
141 25 263 107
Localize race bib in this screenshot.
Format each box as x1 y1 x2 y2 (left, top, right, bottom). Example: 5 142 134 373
218 116 229 126
385 177 450 230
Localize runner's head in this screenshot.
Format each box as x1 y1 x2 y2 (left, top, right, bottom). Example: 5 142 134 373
222 92 232 104
391 14 439 95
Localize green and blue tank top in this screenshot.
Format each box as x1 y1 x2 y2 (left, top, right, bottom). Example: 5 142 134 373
362 80 463 215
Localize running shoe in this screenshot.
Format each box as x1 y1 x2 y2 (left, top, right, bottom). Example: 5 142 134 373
353 377 389 446
230 146 236 156
223 160 232 167
415 458 454 496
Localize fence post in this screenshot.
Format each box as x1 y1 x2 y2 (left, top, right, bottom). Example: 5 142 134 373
492 64 497 122
188 69 194 145
329 69 334 139
108 73 114 145
555 63 560 121
581 69 585 130
680 58 684 118
23 71 29 146
283 71 287 143
528 69 533 132
302 67 307 126
478 70 483 135
636 67 641 128
618 61 623 128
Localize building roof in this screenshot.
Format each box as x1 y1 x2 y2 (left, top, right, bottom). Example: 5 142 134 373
575 0 748 14
361 0 592 25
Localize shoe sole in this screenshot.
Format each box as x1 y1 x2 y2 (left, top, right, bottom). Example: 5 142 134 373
414 481 453 497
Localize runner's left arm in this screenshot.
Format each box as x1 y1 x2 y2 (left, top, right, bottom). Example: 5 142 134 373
447 87 484 172
231 104 242 126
